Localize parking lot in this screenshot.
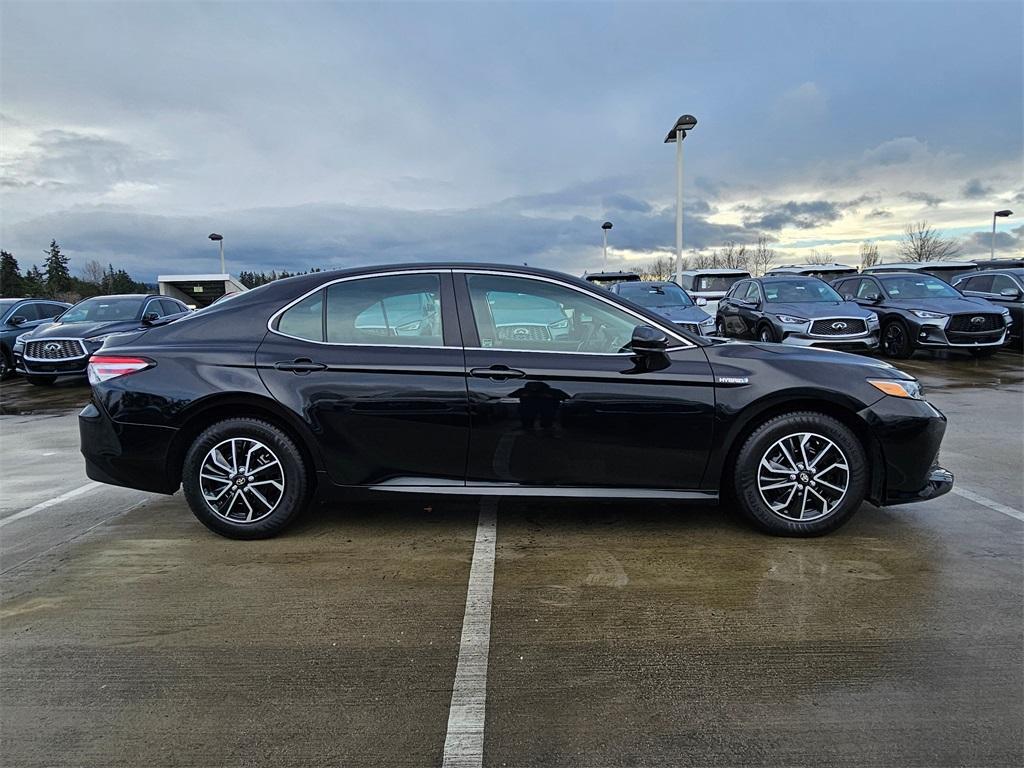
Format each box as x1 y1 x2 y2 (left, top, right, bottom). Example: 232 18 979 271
1 351 1022 768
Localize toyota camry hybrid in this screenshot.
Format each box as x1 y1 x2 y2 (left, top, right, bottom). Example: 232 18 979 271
79 264 953 539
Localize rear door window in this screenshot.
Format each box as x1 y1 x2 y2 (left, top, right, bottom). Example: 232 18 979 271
325 273 443 345
277 290 325 342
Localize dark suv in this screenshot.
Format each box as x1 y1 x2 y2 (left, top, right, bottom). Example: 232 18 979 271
13 294 190 385
716 276 879 350
832 272 1011 358
953 268 1024 348
0 298 72 380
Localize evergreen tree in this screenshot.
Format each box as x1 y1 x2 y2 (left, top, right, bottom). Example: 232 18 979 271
43 239 72 297
23 264 46 296
0 251 25 297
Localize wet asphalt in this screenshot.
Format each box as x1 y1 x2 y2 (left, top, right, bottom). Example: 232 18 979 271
0 349 1021 767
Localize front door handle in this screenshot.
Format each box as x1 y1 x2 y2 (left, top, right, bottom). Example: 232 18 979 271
275 358 327 374
469 365 526 381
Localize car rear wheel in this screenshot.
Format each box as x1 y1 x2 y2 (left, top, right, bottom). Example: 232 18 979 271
182 418 309 539
733 411 867 536
881 319 913 359
0 352 13 381
757 324 777 343
26 375 58 386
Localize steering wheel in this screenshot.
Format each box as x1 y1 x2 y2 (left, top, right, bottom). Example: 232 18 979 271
577 323 623 353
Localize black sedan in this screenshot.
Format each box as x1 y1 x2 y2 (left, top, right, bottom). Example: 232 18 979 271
79 264 952 539
831 272 1011 358
716 276 879 350
609 280 715 335
14 294 191 385
952 268 1024 349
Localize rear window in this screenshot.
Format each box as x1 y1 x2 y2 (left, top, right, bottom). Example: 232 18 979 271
695 274 748 292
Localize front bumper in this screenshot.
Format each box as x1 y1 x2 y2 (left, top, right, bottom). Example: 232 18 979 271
859 395 953 506
780 329 880 350
914 325 1008 348
79 401 180 494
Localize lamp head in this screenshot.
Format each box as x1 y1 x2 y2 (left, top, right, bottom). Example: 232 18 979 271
664 114 698 143
994 210 1013 218
208 233 224 241
602 221 614 230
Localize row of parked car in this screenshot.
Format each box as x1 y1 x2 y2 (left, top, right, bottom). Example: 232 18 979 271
585 258 1023 359
0 294 191 384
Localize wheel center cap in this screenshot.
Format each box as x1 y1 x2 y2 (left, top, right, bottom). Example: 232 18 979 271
799 472 810 484
235 477 246 486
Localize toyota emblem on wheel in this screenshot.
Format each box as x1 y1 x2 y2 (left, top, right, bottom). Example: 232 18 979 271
831 321 847 330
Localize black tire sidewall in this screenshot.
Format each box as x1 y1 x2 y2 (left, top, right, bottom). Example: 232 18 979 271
182 418 309 539
758 323 776 343
733 412 868 536
882 319 913 359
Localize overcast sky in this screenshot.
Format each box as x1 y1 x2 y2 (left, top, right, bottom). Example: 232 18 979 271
2 1 1021 281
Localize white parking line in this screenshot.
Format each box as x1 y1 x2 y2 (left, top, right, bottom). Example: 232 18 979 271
952 487 1024 522
0 482 102 528
442 498 498 768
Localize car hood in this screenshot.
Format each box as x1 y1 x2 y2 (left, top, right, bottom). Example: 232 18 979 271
706 337 912 379
762 301 872 320
883 296 1001 314
19 319 143 340
646 305 712 324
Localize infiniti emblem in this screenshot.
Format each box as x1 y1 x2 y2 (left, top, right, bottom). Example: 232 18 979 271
970 316 985 325
831 321 848 330
44 342 61 353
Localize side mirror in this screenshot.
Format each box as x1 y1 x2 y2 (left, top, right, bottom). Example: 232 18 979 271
695 297 708 307
1000 288 1020 299
142 312 160 324
8 315 27 327
863 293 882 304
630 324 669 354
843 294 855 302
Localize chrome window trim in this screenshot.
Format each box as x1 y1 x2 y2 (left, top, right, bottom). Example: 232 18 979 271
267 267 695 352
142 298 166 319
455 268 693 349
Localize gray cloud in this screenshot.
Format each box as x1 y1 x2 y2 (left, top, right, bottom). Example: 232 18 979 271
866 208 893 219
962 225 1023 254
961 178 993 199
738 200 844 231
900 191 944 207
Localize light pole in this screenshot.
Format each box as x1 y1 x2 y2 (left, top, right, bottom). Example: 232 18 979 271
991 210 1013 259
208 233 225 274
664 115 697 286
601 221 613 267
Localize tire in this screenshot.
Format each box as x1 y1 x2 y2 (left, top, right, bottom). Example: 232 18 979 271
757 323 778 343
715 318 727 337
27 375 58 386
182 418 310 539
0 351 13 382
881 319 913 359
732 411 867 537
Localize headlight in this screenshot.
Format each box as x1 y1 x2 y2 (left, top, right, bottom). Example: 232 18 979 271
866 314 880 327
909 310 947 320
393 320 422 333
699 316 715 327
549 319 569 330
868 378 923 399
1000 308 1011 325
774 314 808 324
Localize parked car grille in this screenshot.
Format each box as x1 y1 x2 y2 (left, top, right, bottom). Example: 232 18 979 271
678 322 703 336
496 325 551 342
809 318 867 336
946 331 1004 345
947 313 1003 332
25 339 87 360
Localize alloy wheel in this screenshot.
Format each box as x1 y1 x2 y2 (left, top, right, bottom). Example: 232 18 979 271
199 438 285 523
757 431 850 522
883 323 907 356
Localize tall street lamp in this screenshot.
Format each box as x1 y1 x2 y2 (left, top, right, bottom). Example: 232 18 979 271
601 221 613 267
208 233 225 274
664 114 697 286
991 210 1013 259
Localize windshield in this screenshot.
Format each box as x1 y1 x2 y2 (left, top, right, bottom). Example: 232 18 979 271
617 283 693 308
695 274 747 292
880 275 960 300
59 297 144 323
764 279 842 303
0 299 19 313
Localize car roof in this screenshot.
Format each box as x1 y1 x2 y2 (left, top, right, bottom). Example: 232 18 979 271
680 268 751 275
959 268 1024 279
756 275 830 283
767 264 855 272
865 261 976 270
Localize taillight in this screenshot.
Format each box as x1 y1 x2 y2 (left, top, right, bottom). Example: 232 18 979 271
87 355 153 385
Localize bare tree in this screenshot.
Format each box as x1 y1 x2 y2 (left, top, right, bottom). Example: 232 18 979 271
687 250 717 270
80 259 106 286
803 249 832 265
750 235 776 276
898 221 961 262
638 255 674 281
716 241 750 271
859 241 881 269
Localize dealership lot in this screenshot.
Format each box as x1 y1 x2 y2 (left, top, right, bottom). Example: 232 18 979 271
1 352 1021 767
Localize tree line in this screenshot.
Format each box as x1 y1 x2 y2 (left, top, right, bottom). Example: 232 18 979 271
237 268 323 289
638 220 964 279
0 240 150 300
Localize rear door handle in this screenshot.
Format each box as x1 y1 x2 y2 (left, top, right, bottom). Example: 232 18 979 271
469 365 526 381
275 358 328 374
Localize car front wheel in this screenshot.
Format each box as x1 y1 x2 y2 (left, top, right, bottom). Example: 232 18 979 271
0 352 14 381
182 418 310 539
733 411 867 536
881 319 913 359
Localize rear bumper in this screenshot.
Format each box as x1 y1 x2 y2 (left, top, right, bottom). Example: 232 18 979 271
79 402 180 494
859 395 953 506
